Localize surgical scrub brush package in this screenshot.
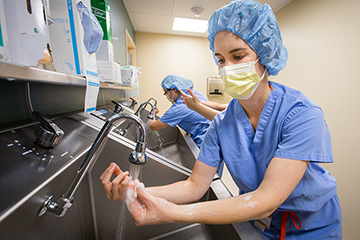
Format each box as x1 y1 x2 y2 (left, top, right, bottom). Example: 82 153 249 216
48 0 100 79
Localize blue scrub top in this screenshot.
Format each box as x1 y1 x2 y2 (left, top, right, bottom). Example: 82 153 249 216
198 82 341 239
159 90 211 148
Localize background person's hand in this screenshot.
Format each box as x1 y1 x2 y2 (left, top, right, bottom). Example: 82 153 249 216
179 89 202 111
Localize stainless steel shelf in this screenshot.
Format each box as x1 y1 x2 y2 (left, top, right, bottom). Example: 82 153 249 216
99 82 137 90
0 62 86 86
0 62 137 91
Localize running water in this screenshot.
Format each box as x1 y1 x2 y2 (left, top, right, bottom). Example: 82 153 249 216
115 164 143 240
145 120 167 157
115 202 127 240
129 164 142 181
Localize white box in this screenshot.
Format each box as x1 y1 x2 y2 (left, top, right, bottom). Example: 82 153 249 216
3 0 50 66
49 0 98 79
0 0 10 62
97 61 121 83
96 40 113 61
121 65 140 87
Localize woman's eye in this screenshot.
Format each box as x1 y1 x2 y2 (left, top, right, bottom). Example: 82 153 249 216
234 55 244 61
217 58 224 64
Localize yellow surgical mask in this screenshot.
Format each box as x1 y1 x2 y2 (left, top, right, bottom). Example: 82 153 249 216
166 95 173 103
219 58 267 100
165 91 175 104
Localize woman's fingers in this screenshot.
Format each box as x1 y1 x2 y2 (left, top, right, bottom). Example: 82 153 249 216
111 171 130 201
100 163 130 201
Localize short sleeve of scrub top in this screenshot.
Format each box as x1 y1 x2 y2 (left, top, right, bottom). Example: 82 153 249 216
159 102 192 128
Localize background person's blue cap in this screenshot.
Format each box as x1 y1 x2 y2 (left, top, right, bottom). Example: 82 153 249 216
161 75 194 91
208 0 288 76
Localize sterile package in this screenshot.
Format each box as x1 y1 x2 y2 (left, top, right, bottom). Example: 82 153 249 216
121 65 140 87
48 0 98 78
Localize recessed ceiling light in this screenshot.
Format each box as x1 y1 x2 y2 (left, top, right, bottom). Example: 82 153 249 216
172 17 208 33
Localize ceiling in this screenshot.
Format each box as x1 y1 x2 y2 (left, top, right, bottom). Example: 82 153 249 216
122 0 292 37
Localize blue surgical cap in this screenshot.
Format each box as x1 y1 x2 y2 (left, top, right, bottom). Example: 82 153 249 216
208 0 288 76
161 75 194 91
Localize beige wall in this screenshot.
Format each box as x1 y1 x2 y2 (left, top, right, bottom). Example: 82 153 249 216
136 0 359 237
135 32 232 115
274 0 360 238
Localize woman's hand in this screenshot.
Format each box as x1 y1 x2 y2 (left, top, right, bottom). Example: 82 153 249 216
100 163 131 201
179 89 202 111
126 180 178 226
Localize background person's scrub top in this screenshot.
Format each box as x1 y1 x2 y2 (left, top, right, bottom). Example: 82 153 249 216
159 90 211 148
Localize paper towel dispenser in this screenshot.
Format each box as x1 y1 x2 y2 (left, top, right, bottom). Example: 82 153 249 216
207 77 223 96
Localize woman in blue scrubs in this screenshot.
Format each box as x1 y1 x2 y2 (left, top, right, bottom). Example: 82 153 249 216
100 1 342 239
148 74 211 149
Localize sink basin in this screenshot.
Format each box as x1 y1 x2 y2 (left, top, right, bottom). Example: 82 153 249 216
148 223 239 240
114 108 199 170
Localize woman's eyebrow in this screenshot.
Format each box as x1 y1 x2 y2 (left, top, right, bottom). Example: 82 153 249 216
229 48 247 54
215 48 247 56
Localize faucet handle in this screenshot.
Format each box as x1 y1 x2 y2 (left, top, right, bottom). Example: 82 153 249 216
32 111 64 148
129 97 138 109
111 100 123 114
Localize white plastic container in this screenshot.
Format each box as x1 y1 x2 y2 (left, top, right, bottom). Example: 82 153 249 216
3 0 50 66
97 61 121 83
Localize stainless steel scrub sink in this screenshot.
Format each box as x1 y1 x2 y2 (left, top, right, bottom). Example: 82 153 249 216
0 109 263 239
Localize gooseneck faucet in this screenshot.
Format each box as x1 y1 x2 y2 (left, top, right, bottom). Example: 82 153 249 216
120 100 155 136
134 100 155 119
37 112 147 218
147 97 157 111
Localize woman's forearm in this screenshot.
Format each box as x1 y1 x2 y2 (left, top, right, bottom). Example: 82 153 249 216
202 101 227 112
172 191 275 224
193 103 220 121
147 180 205 204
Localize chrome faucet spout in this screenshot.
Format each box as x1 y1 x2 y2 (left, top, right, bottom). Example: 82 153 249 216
147 97 157 110
37 112 147 218
134 100 155 120
119 101 155 137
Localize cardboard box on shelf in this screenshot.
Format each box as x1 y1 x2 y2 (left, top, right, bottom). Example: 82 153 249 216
97 61 121 83
96 40 113 61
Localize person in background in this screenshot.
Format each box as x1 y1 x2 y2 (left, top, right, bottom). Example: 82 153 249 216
148 74 224 176
147 74 211 149
100 1 342 239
